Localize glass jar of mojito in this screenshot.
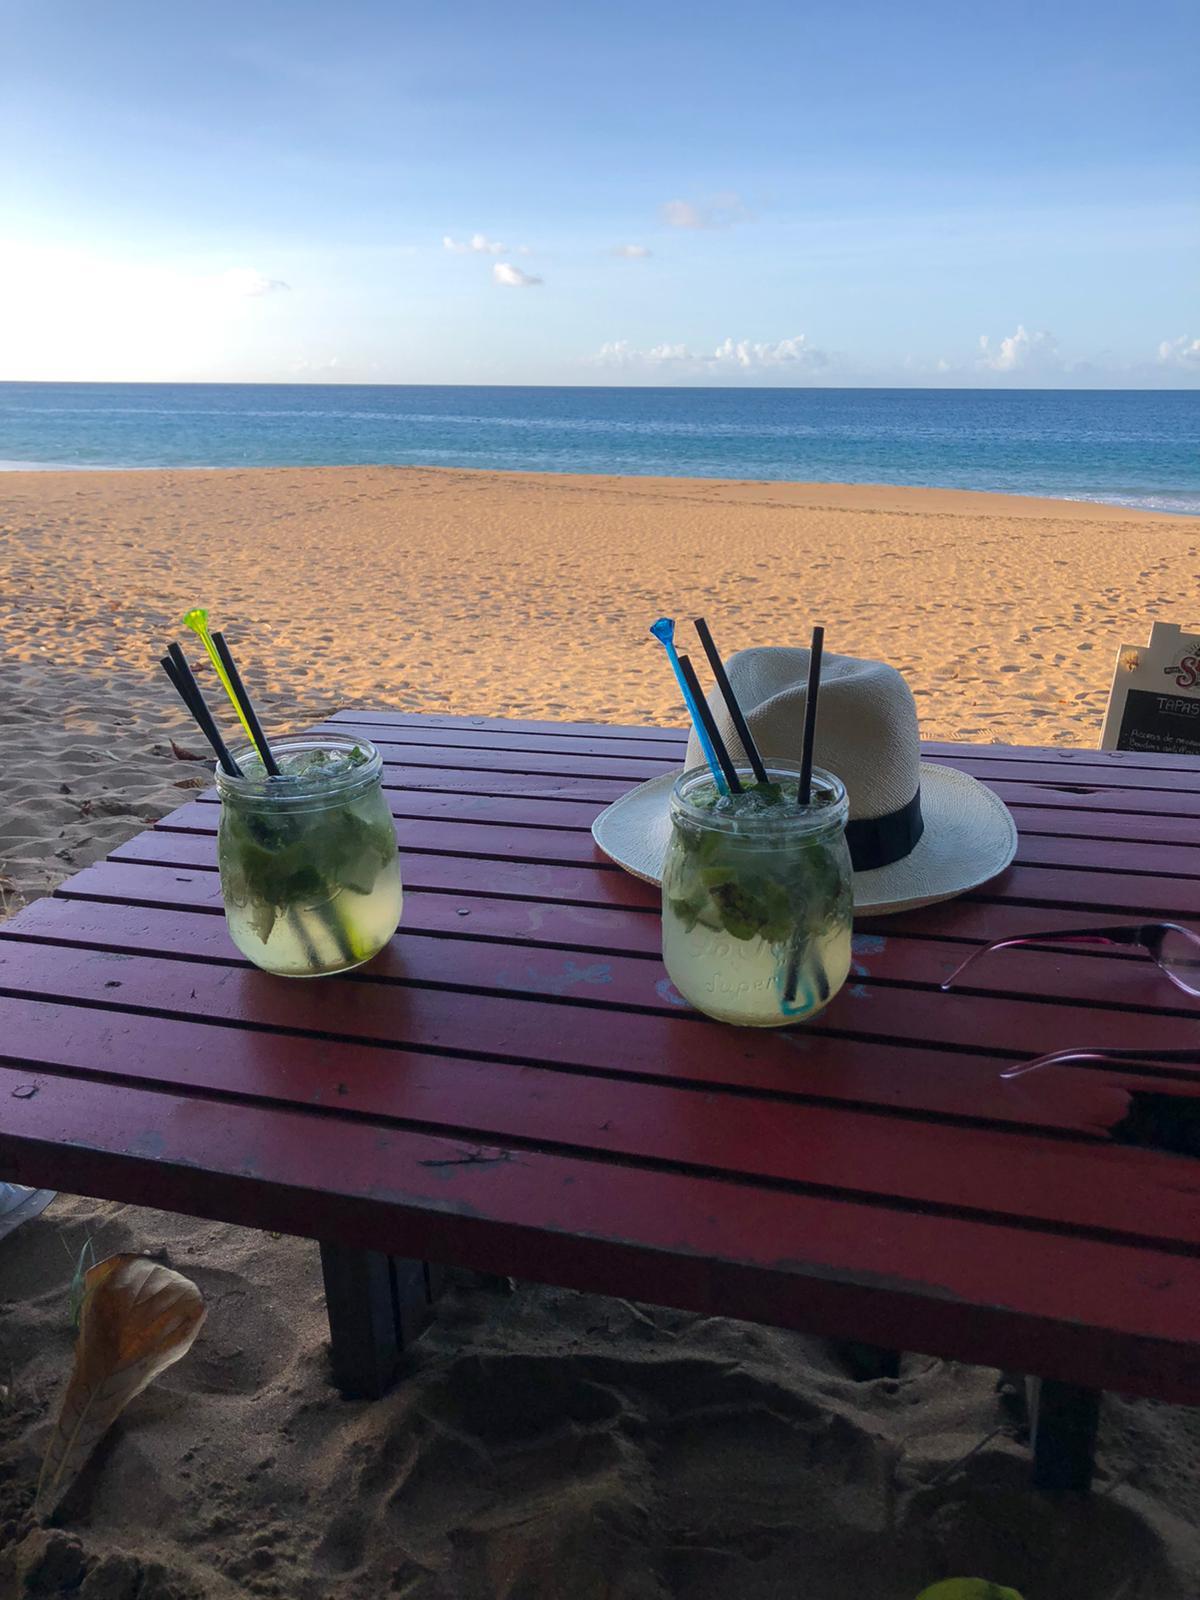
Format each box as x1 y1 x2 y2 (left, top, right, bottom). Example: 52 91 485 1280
216 734 402 977
662 760 853 1026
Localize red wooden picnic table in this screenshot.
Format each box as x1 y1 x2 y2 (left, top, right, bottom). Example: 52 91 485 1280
2 710 1199 1493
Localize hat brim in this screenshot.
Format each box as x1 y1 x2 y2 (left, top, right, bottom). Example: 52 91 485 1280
591 762 1017 916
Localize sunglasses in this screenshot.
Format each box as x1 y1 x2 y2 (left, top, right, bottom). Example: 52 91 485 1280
940 923 1200 1080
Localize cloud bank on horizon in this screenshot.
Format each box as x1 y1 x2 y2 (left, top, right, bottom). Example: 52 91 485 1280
592 322 1197 385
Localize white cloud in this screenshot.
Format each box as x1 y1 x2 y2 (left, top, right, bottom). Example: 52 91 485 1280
443 232 507 255
493 262 543 288
646 342 694 362
1158 335 1200 367
612 244 652 259
661 200 705 229
713 335 827 370
219 267 289 297
660 192 752 230
595 333 827 372
977 323 1059 372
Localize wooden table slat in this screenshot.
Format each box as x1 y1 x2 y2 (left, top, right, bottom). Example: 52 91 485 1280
924 752 1200 793
2 937 1197 1127
58 854 1199 964
106 825 1200 921
324 713 1200 776
1 991 1193 1252
153 797 1200 882
921 738 1200 773
166 785 1200 848
0 967 1132 1144
316 721 685 762
326 709 690 743
3 1063 1198 1403
7 891 1197 1035
355 740 1200 796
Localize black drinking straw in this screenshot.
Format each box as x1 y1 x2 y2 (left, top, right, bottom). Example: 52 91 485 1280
211 631 281 777
692 617 769 786
160 649 242 777
678 654 743 793
797 625 825 805
786 631 830 1007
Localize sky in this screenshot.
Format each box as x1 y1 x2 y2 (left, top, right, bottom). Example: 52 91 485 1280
1 0 1197 386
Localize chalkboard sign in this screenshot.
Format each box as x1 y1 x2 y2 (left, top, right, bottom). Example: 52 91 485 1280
1101 623 1200 755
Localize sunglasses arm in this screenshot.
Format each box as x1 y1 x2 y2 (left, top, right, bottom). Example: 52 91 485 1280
940 927 1154 992
1002 1044 1200 1081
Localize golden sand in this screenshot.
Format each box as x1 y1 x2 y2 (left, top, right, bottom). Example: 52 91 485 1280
4 466 1199 909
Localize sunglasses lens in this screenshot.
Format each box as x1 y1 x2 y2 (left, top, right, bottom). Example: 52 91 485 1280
1159 927 1200 996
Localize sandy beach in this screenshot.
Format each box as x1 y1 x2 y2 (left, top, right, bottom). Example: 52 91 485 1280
3 467 1200 1598
4 466 1198 909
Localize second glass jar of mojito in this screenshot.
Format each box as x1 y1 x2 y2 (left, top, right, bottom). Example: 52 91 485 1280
216 734 402 977
662 760 853 1026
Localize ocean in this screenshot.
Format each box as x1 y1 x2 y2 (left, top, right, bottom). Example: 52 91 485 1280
2 383 1198 514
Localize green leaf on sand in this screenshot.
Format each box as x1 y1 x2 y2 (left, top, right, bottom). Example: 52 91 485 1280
69 1236 97 1330
915 1582 1025 1600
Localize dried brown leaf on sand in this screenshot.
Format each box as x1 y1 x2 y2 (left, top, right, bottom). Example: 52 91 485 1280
0 871 24 921
36 1254 206 1517
169 739 206 762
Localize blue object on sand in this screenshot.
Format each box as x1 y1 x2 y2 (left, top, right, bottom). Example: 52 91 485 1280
650 617 728 793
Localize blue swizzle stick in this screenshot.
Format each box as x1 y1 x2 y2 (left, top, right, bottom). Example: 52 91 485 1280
650 616 729 793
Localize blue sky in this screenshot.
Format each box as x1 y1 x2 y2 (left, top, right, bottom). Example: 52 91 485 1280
2 0 1196 385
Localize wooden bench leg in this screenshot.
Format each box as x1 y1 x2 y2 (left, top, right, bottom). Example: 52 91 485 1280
1027 1377 1101 1491
319 1244 442 1399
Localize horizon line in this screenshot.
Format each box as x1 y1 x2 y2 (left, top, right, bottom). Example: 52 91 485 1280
1 380 1197 394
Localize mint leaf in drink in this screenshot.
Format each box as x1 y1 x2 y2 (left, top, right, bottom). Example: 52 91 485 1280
666 774 849 947
713 780 788 817
220 800 395 919
669 891 708 933
747 780 784 806
310 808 396 896
245 894 281 947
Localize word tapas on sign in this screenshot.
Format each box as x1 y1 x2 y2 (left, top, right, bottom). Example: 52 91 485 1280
1101 622 1200 755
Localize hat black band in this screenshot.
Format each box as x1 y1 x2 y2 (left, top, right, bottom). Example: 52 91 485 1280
845 787 924 872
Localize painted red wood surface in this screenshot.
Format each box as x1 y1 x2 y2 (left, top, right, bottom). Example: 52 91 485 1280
3 1062 1199 1401
105 824 1200 921
150 797 1200 880
3 714 1200 1403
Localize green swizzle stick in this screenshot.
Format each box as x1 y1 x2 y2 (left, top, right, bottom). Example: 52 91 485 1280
182 606 256 745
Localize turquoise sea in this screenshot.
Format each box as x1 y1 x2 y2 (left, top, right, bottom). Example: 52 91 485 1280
1 383 1198 514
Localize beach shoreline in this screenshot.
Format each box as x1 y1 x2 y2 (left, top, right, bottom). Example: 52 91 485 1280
3 383 1197 517
4 459 1199 516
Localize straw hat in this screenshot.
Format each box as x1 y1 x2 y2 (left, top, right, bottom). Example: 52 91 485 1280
592 647 1017 915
